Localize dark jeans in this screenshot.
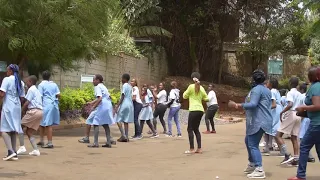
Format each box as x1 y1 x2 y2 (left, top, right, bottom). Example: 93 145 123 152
153 103 167 131
205 104 218 131
133 101 143 136
245 128 264 167
187 111 203 149
297 125 320 179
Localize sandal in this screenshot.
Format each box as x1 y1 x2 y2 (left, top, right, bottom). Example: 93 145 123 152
184 150 195 154
195 149 203 154
87 144 99 148
42 144 54 149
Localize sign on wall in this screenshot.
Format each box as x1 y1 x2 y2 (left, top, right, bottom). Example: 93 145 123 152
0 61 7 72
268 57 283 75
80 74 95 88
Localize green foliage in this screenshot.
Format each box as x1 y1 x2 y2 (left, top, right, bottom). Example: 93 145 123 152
309 37 320 65
59 84 121 113
278 76 304 89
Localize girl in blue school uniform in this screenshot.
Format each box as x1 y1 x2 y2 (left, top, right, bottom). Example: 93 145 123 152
0 64 25 161
262 78 282 155
139 88 158 138
37 71 60 148
87 74 115 148
115 74 134 142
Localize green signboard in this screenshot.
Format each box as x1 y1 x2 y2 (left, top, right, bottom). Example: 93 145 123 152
268 59 283 75
0 61 7 72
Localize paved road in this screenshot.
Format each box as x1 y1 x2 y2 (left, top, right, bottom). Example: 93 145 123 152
0 122 319 180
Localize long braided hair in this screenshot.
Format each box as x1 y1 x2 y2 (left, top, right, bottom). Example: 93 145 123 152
8 64 22 96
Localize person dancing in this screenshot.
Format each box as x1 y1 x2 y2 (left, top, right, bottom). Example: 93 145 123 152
203 84 218 134
152 82 168 134
37 71 60 148
183 72 208 154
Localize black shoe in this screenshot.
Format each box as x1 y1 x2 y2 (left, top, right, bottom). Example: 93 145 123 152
102 144 112 148
308 158 315 163
111 140 116 145
87 144 99 148
280 154 294 165
78 137 90 143
117 136 129 142
42 144 54 149
3 150 17 161
288 159 299 167
37 142 44 146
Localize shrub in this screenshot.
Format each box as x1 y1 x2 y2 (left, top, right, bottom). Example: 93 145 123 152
59 84 121 119
278 76 304 89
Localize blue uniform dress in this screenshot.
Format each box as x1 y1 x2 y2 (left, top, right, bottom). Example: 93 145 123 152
299 93 311 139
268 89 282 136
91 83 114 125
139 95 154 120
0 76 25 132
116 83 134 123
38 81 60 127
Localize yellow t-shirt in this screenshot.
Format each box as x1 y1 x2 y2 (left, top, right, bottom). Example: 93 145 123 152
183 84 209 112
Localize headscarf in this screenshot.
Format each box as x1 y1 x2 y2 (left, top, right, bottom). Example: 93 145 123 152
251 69 266 88
8 64 22 96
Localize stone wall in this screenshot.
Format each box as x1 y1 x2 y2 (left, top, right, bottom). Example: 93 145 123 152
47 53 168 90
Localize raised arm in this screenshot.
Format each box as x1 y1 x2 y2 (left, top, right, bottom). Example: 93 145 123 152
241 88 261 109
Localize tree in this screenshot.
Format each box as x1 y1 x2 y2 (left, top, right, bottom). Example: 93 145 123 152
0 0 139 75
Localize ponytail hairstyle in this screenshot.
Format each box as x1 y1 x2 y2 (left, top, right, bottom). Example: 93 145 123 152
191 72 201 94
8 64 22 96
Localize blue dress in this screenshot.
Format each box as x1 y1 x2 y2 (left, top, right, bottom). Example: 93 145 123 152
0 76 25 132
298 93 311 139
139 95 153 120
116 83 134 123
92 83 114 125
268 89 282 136
38 81 60 126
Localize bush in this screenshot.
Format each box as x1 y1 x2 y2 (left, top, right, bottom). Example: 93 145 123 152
59 84 121 119
278 76 304 89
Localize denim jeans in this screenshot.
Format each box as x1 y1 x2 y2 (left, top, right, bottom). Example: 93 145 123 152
245 128 264 167
133 101 143 136
167 106 181 135
297 125 320 179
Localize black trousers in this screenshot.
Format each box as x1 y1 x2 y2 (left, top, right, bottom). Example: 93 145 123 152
187 111 204 149
153 103 167 131
205 104 218 131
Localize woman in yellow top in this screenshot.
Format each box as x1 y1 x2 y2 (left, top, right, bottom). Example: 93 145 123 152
183 72 209 154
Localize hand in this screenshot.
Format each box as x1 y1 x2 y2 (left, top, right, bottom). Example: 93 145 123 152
296 105 306 112
153 87 158 92
228 100 237 108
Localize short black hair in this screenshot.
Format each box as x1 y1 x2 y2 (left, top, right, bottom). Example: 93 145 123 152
122 73 130 81
252 69 266 84
289 77 299 88
269 78 279 89
29 75 38 85
299 83 308 93
279 89 287 96
95 74 103 83
42 70 51 80
191 72 201 79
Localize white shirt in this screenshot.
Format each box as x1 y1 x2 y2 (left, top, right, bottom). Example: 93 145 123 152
207 90 218 106
286 88 302 110
25 85 43 109
169 88 180 107
132 86 142 104
157 90 167 104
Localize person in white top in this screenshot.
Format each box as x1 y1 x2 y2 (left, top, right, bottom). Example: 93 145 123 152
152 82 168 133
203 84 219 134
17 75 43 156
275 77 302 165
166 81 182 137
131 79 143 139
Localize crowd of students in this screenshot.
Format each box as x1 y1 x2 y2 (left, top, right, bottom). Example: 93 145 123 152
229 68 320 180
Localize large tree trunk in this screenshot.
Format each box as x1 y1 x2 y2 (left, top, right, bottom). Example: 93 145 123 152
218 40 225 84
188 34 199 72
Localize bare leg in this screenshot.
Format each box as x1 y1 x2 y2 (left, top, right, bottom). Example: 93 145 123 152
291 135 299 157
38 126 45 144
124 123 129 140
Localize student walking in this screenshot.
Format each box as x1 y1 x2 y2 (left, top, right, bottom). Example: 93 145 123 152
275 77 302 166
0 64 25 161
139 88 158 138
17 75 43 156
115 74 134 142
203 84 218 134
37 71 60 148
87 74 115 148
166 81 182 137
183 72 208 154
152 82 168 134
131 79 143 139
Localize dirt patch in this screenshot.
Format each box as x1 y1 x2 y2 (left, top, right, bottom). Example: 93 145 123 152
162 76 249 112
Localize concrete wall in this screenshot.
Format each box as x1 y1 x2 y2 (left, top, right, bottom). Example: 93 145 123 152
48 53 168 90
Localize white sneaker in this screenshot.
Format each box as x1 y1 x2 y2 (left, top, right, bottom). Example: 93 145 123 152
247 168 266 179
17 146 27 155
29 149 40 156
259 142 266 147
244 164 255 174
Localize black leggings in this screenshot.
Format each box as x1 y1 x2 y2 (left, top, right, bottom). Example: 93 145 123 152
187 111 203 149
153 104 167 132
205 104 218 131
140 120 156 134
